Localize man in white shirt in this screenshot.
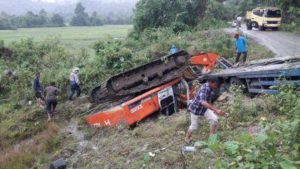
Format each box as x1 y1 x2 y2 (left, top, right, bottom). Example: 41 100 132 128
68 67 81 100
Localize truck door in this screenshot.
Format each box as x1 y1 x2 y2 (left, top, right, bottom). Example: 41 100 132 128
252 9 264 27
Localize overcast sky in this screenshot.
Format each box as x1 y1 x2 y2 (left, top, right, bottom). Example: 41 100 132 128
0 0 137 16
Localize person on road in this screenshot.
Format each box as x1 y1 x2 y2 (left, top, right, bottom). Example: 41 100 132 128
234 32 248 65
32 72 44 108
185 77 225 143
68 67 81 100
169 44 178 54
236 16 242 31
44 81 58 121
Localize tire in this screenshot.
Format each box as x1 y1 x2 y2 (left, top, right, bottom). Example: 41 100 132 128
259 25 265 31
247 23 252 30
230 77 247 92
251 22 258 28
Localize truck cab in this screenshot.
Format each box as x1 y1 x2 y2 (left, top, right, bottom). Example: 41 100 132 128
246 7 282 31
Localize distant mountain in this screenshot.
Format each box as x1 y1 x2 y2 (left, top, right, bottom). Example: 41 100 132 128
0 0 137 17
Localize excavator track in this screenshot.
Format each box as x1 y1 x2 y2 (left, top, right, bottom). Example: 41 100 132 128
90 50 195 103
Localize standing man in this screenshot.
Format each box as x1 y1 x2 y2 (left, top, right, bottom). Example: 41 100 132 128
68 67 81 100
32 72 44 108
234 32 248 65
185 77 225 143
236 16 242 31
169 44 178 54
44 82 58 121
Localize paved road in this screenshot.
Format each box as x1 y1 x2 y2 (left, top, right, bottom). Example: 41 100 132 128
225 25 300 57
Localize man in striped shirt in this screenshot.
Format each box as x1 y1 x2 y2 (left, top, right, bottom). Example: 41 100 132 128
185 77 225 143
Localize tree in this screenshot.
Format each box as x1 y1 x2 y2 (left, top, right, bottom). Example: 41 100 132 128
89 12 104 26
38 9 48 26
133 0 208 32
71 2 90 26
50 14 65 27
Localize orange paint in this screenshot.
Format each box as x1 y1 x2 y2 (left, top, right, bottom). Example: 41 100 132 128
85 79 181 127
189 52 219 72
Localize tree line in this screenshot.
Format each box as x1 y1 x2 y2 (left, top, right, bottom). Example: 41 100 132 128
0 2 132 30
0 10 65 29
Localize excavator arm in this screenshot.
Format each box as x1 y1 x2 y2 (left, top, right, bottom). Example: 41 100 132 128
189 52 219 72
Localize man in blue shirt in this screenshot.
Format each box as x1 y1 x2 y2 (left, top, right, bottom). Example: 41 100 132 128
234 32 248 64
169 44 178 54
185 77 225 143
32 72 44 108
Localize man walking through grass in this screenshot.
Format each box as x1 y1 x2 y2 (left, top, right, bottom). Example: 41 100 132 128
68 67 81 100
32 72 44 108
185 77 225 143
44 82 58 121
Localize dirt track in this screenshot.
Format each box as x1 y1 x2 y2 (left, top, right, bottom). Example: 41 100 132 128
225 25 300 57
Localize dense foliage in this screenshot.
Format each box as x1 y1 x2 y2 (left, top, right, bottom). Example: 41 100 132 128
133 0 234 33
70 3 104 27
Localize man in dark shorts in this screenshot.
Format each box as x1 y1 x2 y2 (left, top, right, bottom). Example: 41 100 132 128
44 82 58 121
32 72 44 108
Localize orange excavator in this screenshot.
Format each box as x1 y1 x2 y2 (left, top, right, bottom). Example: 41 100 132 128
85 50 227 128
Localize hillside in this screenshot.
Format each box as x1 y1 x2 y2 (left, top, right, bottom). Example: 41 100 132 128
0 0 300 168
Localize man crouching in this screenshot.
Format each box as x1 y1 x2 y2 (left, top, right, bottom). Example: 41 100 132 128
185 77 225 143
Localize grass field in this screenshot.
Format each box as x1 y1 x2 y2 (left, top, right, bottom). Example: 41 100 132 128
0 25 132 52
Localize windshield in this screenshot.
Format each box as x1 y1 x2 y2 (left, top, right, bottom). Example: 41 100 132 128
265 10 281 18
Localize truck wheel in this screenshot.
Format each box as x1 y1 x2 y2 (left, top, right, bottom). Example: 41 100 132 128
230 77 247 92
259 26 265 31
246 23 252 30
251 22 258 28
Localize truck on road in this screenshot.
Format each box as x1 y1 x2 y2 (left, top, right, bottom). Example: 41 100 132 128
245 7 282 31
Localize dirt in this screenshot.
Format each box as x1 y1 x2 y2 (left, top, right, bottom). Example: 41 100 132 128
225 24 300 57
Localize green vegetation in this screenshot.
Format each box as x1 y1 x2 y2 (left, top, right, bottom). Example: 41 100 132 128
0 10 65 29
38 86 299 169
71 3 104 27
0 24 272 168
0 0 299 168
0 2 133 30
133 0 234 33
0 25 132 51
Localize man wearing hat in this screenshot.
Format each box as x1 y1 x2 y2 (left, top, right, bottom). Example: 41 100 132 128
185 77 225 143
234 32 248 64
68 67 81 100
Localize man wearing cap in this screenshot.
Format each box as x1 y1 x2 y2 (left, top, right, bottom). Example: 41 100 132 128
234 32 248 64
68 67 81 100
185 77 225 143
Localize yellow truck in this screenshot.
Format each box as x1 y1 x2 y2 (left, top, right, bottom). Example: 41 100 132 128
245 7 282 31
